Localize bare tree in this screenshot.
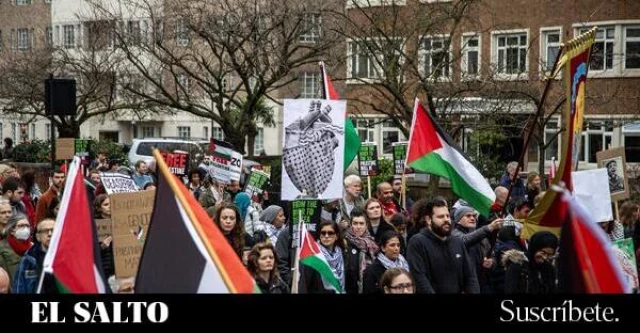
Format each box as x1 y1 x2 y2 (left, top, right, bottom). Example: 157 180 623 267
87 0 341 156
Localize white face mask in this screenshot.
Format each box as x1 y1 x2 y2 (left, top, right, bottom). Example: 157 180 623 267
14 227 31 241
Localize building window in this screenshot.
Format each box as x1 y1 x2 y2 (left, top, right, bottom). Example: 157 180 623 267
299 72 320 98
177 126 191 139
44 0 51 3
46 26 52 46
45 124 51 140
177 74 189 99
623 122 640 162
213 127 224 140
624 26 640 69
541 29 561 73
17 28 31 51
420 36 451 79
127 20 141 46
11 123 17 143
348 38 402 80
175 19 189 47
579 121 613 163
355 119 375 143
461 35 480 77
253 128 264 154
544 119 560 161
582 26 614 71
63 25 75 49
203 126 208 139
142 126 155 138
382 119 402 155
299 13 321 43
493 32 528 75
16 0 31 5
30 124 35 140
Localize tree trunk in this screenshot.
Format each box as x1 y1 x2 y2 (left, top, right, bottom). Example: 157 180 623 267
222 126 246 154
57 120 80 138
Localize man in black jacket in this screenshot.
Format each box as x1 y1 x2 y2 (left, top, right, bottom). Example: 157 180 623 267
406 198 480 294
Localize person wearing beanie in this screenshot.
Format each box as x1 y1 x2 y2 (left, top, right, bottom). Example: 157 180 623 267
255 205 287 245
503 231 558 294
451 206 502 293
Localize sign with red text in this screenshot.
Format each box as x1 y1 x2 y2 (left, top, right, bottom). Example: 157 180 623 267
208 139 242 184
160 150 189 177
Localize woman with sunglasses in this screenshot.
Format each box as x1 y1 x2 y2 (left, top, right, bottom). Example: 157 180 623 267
380 267 415 294
503 231 558 294
363 230 409 294
301 220 345 293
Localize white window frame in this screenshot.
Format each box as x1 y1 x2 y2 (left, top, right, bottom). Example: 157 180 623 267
203 126 209 139
177 126 191 139
461 33 481 80
623 121 640 163
623 25 640 71
16 0 31 5
30 123 35 140
579 120 613 164
419 35 452 81
212 127 224 141
175 19 189 47
63 25 75 49
142 126 156 138
346 37 403 83
299 13 321 43
355 118 375 143
540 27 562 76
17 28 29 51
299 72 319 98
573 21 640 78
253 128 264 154
491 29 529 80
543 117 561 162
381 118 403 156
177 74 189 98
46 26 53 46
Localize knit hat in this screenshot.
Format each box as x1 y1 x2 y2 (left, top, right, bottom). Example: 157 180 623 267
453 206 477 224
527 231 558 260
259 205 282 225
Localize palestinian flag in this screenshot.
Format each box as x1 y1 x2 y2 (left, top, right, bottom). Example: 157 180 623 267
135 149 259 293
558 190 629 293
319 61 360 171
39 157 109 293
297 221 343 293
406 98 495 217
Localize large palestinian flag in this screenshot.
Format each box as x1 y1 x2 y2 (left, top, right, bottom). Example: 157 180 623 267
39 157 109 293
406 98 495 217
135 149 259 293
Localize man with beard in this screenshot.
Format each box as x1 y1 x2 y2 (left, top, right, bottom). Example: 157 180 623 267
406 198 479 294
35 169 65 224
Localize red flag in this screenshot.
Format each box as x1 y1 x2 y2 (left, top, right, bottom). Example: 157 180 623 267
558 190 629 293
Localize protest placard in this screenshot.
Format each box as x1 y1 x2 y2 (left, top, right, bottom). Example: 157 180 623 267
100 172 139 195
56 138 75 160
290 199 322 248
159 150 189 177
612 238 639 291
95 218 112 241
358 142 379 177
74 139 91 157
281 99 345 201
597 147 629 202
392 142 412 176
572 168 613 223
243 170 270 202
208 139 243 184
110 190 155 279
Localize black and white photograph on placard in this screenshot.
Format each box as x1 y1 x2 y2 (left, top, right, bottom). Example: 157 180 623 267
281 99 345 201
596 147 630 202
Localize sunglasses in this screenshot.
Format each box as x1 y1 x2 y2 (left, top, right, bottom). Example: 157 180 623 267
320 231 336 237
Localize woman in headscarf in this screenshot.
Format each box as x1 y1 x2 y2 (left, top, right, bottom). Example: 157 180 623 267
0 214 32 287
256 205 287 245
362 230 409 294
503 231 558 294
301 220 345 293
344 207 378 294
247 242 289 294
234 192 261 237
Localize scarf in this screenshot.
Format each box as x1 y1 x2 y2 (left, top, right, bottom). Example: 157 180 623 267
234 193 252 221
377 252 410 272
8 235 32 256
345 228 378 292
317 241 345 293
379 199 398 217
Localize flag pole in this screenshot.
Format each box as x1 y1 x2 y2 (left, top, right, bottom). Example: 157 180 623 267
291 210 302 294
502 45 565 217
367 175 372 199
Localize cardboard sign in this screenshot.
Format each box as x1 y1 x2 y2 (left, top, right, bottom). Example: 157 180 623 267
75 139 91 157
243 170 270 202
160 150 189 176
358 142 379 177
110 190 155 279
56 138 75 160
209 139 243 184
95 218 112 240
100 172 139 195
596 147 630 202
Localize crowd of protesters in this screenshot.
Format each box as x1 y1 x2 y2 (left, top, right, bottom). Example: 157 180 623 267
0 146 638 295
